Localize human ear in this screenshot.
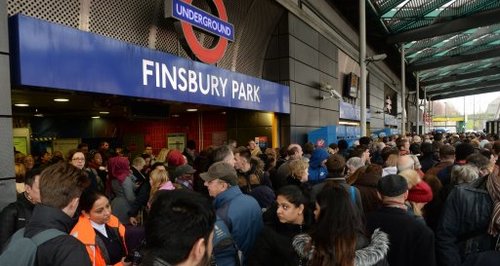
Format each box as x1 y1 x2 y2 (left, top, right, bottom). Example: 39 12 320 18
190 238 206 264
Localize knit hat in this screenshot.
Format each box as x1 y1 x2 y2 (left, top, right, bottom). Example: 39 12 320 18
200 161 238 186
377 174 408 197
167 150 185 167
407 181 433 203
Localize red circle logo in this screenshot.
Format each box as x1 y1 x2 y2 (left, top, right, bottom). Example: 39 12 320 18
180 0 229 64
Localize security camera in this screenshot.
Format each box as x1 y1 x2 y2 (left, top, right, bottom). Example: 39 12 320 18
365 53 387 63
319 82 333 91
330 89 342 99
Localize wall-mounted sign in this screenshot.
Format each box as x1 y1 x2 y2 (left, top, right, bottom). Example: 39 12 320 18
339 102 371 121
10 15 289 114
166 0 234 64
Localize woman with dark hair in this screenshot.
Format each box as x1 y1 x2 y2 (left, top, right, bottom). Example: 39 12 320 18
249 185 313 266
293 183 389 266
71 189 129 266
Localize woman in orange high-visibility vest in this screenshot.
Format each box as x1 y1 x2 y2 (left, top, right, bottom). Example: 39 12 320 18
71 189 129 266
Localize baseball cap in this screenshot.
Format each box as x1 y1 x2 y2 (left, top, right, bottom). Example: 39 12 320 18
200 161 238 186
377 174 408 197
173 164 196 179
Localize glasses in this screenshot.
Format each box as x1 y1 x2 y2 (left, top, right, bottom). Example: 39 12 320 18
72 158 85 162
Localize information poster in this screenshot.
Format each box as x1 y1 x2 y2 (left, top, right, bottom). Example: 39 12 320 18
52 138 81 159
167 133 186 151
13 137 28 155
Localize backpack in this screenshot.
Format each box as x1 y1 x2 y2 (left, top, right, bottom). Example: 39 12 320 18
0 228 65 266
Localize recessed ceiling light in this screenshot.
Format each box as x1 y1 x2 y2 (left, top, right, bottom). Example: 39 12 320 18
54 98 69 102
171 114 180 117
91 116 100 119
99 111 110 114
186 108 198 112
34 114 44 117
14 103 29 107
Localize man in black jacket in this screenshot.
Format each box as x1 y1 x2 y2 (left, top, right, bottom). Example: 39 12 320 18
12 163 91 266
0 169 41 251
366 174 436 266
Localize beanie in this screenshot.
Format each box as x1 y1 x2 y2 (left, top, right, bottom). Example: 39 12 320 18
407 181 433 203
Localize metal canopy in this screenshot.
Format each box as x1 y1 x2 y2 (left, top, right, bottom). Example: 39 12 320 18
366 0 500 100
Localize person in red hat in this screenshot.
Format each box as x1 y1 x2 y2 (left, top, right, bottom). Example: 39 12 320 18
407 180 433 223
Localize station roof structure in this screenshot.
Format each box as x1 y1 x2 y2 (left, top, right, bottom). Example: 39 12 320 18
332 0 500 100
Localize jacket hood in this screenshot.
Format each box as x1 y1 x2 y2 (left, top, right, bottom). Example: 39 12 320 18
355 229 389 266
309 149 330 167
293 229 389 265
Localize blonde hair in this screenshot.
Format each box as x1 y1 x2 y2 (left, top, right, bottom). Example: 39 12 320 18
156 148 171 163
399 169 421 189
289 159 308 180
385 154 399 167
149 169 169 202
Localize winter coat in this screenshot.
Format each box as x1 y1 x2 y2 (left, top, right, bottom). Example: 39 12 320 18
366 206 436 266
249 205 313 266
292 229 390 266
214 186 263 261
71 214 127 266
436 175 496 266
111 176 136 224
0 193 35 251
351 173 382 214
23 204 92 266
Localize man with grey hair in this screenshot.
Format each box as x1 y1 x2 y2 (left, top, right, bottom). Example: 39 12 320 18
451 164 479 185
212 145 236 167
397 155 415 172
346 157 364 176
202 161 262 264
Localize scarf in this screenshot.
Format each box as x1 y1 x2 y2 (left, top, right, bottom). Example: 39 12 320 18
486 165 500 237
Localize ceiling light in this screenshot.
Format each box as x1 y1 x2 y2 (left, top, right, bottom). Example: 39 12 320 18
54 98 69 102
99 111 110 114
34 114 44 117
221 111 226 115
14 103 29 107
91 116 100 119
186 108 198 112
171 114 180 117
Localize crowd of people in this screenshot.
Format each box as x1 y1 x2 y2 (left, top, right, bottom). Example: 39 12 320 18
1 132 499 266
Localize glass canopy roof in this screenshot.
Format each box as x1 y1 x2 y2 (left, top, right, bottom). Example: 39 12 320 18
367 0 500 100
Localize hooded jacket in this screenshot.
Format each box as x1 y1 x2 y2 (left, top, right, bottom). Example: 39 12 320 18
308 149 329 185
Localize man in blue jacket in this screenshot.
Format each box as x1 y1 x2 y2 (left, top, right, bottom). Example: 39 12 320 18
202 161 263 265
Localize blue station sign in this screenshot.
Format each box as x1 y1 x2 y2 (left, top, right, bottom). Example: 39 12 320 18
9 15 289 114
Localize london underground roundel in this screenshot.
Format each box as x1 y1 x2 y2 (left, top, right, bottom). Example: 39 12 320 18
167 0 234 64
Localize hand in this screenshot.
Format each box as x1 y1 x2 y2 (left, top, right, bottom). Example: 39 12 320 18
129 216 139 226
121 257 132 266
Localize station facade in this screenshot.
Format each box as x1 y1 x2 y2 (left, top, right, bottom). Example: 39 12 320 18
0 0 406 207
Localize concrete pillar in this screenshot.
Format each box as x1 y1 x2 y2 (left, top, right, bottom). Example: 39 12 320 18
0 0 16 211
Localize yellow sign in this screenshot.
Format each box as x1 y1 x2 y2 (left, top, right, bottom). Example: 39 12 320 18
432 117 464 122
